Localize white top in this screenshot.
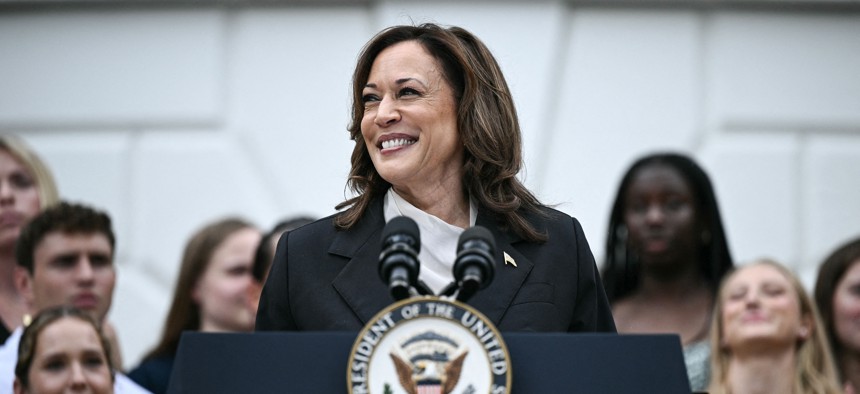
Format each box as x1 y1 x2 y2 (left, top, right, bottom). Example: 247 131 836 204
683 339 711 391
0 327 152 394
383 188 478 295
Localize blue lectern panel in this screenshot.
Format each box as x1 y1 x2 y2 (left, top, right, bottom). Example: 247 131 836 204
167 332 690 394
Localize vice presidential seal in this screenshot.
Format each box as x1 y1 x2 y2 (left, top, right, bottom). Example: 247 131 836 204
347 297 512 394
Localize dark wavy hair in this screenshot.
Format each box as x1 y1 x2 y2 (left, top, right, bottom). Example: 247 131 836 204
335 23 546 242
814 235 860 379
602 152 733 302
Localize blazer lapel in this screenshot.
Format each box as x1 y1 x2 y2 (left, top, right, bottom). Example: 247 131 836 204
465 212 533 326
330 198 393 325
329 199 535 328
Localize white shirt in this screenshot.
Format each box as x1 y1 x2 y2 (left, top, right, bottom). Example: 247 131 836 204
383 189 478 294
0 327 152 394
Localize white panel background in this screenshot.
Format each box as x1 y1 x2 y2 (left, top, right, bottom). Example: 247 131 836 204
1 2 859 369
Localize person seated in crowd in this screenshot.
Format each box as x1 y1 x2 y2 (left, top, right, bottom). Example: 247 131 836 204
129 217 261 394
708 259 841 394
815 236 860 393
0 201 149 393
251 216 315 284
0 135 59 344
13 305 114 394
601 152 733 391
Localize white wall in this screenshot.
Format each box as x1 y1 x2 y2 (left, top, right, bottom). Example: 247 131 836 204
2 1 859 369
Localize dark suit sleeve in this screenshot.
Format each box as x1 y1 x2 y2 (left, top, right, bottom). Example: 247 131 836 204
568 218 617 333
256 231 297 331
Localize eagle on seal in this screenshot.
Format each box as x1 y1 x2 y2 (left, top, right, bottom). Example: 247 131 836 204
390 350 468 394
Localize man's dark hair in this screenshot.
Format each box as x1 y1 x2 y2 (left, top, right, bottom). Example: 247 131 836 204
15 201 115 274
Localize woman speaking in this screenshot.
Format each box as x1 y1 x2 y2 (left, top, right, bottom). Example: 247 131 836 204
256 23 615 333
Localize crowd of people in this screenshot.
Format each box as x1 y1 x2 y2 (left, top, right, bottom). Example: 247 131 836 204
1 21 857 394
0 135 314 393
601 151 856 393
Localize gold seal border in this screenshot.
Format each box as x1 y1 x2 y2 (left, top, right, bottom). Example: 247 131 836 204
346 296 513 394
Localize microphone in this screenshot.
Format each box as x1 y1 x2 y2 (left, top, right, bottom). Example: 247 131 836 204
378 216 421 301
453 226 496 302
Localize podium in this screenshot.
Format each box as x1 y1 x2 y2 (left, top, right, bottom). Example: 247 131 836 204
167 331 691 393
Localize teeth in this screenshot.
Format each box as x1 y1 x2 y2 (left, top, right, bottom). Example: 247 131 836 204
381 138 415 149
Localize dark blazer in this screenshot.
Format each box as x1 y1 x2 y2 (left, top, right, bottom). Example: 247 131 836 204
256 197 616 333
128 354 175 394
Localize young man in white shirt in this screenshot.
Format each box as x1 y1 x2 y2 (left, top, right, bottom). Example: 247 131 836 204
0 201 150 394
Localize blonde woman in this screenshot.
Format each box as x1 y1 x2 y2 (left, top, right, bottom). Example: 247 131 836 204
709 259 841 394
0 135 59 343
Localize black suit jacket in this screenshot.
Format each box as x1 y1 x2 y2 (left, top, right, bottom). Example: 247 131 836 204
256 198 616 333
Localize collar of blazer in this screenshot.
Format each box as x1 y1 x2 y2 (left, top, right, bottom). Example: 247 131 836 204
330 196 535 327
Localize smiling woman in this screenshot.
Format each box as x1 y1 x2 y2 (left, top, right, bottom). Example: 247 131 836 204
709 259 841 394
358 40 462 224
256 23 616 335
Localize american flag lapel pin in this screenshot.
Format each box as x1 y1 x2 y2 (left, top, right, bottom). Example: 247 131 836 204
503 251 517 267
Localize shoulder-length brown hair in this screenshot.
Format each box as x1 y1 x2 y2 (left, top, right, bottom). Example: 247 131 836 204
814 236 860 379
708 259 841 394
142 217 257 360
335 23 546 242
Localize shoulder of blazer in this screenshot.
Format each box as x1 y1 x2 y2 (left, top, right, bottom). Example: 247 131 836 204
328 197 386 258
480 205 575 246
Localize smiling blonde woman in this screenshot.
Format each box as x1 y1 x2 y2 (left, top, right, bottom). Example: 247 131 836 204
709 259 840 394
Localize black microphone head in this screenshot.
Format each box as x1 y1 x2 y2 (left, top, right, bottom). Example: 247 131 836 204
379 216 421 300
457 225 495 253
382 216 421 253
454 225 496 300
